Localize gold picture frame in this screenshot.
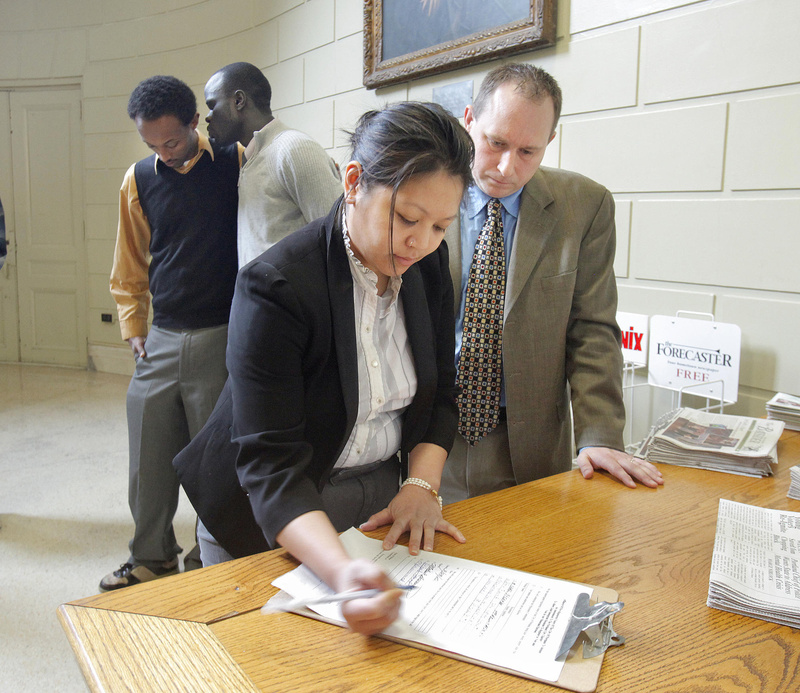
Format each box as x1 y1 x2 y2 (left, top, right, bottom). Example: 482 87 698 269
363 0 557 90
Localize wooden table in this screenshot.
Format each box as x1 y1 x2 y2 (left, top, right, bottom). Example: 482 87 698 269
59 431 800 693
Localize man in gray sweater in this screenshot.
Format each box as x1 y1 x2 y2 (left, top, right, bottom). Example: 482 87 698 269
204 62 342 267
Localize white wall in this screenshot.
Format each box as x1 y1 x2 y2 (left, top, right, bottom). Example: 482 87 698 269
0 0 797 416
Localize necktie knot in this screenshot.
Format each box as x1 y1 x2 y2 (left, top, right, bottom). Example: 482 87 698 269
487 198 501 223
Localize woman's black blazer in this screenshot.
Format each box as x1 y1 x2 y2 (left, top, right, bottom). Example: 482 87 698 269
173 200 458 558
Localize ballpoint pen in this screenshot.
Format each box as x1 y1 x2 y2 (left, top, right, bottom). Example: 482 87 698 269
262 584 417 614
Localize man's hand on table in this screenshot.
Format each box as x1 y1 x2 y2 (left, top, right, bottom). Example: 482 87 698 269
576 446 664 489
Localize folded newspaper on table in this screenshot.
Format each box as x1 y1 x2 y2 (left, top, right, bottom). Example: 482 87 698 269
789 465 800 501
766 392 800 432
707 499 800 629
635 407 783 477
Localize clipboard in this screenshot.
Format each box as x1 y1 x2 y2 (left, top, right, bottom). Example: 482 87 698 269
267 529 622 693
267 583 619 693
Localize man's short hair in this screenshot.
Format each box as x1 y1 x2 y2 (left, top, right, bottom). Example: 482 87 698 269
473 63 563 132
127 75 197 125
215 62 272 113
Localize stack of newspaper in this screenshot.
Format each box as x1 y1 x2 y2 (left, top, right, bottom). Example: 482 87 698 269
789 465 800 501
635 407 784 477
708 500 800 629
766 392 800 431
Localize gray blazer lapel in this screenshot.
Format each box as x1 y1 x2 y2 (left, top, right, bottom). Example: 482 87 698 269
445 221 463 299
506 172 557 318
447 178 557 320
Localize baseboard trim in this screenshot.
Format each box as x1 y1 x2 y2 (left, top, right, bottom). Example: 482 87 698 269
88 344 134 376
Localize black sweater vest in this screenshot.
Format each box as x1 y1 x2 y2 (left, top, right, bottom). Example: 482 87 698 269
134 142 239 330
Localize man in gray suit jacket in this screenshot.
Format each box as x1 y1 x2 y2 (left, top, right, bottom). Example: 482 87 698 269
441 64 663 502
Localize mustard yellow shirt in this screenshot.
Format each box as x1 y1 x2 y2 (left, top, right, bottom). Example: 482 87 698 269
109 133 243 340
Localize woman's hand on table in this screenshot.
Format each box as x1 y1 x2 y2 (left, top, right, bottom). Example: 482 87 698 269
359 482 465 555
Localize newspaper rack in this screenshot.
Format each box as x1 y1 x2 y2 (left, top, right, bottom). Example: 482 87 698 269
622 310 739 454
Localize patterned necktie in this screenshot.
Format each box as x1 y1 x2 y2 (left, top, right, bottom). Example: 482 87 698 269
457 198 506 445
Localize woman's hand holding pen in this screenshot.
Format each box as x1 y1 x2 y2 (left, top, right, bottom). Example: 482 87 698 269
333 559 404 635
276 511 406 635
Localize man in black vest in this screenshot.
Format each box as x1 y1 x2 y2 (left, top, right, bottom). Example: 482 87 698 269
104 76 241 591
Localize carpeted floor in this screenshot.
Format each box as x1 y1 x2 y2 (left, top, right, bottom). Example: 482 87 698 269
0 363 198 691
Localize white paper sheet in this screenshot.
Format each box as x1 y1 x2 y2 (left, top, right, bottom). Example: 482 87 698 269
270 528 591 682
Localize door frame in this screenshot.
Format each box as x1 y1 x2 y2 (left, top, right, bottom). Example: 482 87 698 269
0 91 20 362
9 86 87 367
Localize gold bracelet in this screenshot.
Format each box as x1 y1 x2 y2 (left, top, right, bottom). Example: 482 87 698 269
401 477 442 509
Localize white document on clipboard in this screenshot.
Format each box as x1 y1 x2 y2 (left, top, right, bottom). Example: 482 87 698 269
268 528 593 683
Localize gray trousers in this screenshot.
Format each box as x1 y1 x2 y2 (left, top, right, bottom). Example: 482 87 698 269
439 422 516 504
126 324 228 567
198 457 401 566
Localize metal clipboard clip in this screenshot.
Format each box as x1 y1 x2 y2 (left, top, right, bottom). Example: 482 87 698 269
556 593 626 659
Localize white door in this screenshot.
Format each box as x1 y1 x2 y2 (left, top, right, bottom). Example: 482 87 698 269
0 92 20 362
10 88 87 366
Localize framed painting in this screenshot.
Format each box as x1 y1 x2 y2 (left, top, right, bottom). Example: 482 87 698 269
363 0 557 89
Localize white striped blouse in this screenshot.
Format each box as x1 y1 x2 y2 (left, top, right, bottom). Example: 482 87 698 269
333 215 418 470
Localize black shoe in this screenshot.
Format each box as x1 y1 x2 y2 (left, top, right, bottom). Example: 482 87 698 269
183 544 203 572
99 558 179 592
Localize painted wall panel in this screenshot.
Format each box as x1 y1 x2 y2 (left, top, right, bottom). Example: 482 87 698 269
278 0 335 62
305 33 363 101
265 58 305 111
617 284 715 317
718 294 800 393
541 28 640 116
561 105 726 192
571 0 702 34
642 0 800 103
632 199 800 293
728 93 800 191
